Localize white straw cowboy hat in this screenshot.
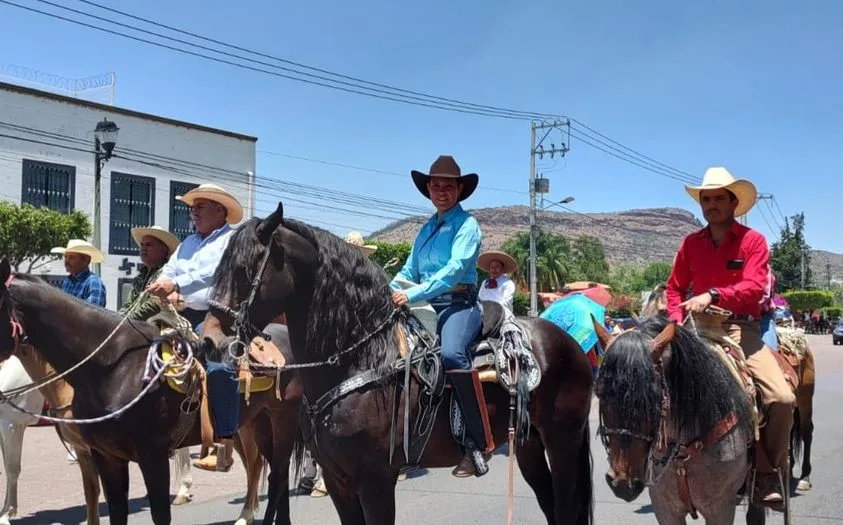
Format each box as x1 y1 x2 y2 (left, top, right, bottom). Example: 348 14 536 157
176 183 243 224
685 167 758 218
478 251 518 274
344 231 377 256
50 239 104 264
411 155 479 202
131 226 180 254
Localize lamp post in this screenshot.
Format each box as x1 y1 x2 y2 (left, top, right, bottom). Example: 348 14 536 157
93 118 119 276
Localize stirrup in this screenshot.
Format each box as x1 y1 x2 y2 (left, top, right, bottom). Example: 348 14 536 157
467 439 489 477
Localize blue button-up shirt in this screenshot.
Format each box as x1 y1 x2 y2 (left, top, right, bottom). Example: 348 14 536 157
158 224 233 310
62 268 106 307
390 204 482 304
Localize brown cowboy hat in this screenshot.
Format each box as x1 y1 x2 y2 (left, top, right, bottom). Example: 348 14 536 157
478 251 518 274
411 155 479 202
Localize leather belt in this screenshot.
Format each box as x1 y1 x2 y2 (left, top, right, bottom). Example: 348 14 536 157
449 284 475 293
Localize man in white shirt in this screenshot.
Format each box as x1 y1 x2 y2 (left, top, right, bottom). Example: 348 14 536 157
477 251 517 311
147 183 243 472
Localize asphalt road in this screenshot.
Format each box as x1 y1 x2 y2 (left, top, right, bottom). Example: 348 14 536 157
5 334 843 524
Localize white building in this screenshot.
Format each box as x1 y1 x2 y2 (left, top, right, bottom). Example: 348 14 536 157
0 81 257 309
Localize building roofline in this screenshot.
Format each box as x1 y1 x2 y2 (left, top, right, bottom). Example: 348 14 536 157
0 81 258 143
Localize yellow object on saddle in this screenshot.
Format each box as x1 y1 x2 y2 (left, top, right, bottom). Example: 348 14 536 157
159 340 274 395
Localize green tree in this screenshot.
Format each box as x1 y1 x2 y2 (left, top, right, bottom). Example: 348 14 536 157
606 263 646 295
0 202 92 272
572 235 609 283
642 261 673 289
781 290 833 312
501 230 577 292
771 212 812 291
367 240 411 277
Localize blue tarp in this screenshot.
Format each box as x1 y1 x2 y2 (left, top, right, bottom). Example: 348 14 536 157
539 293 606 353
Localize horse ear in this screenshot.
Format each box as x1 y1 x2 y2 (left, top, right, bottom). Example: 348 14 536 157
257 202 284 245
0 257 10 285
649 321 677 361
591 314 614 350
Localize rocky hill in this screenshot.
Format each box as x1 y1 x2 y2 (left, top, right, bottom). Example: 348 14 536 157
371 205 843 280
370 205 703 265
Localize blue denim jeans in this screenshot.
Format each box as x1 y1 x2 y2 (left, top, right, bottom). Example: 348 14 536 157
431 297 483 371
206 360 240 438
760 313 778 351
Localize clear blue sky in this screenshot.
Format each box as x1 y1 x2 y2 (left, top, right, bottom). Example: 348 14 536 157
2 0 841 251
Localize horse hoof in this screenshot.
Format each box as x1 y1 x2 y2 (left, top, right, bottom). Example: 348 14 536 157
234 517 254 525
796 478 812 492
172 494 193 505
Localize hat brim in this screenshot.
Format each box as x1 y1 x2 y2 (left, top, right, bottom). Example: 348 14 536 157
684 179 758 218
411 171 478 202
176 189 244 224
131 228 181 254
477 251 518 274
50 246 104 264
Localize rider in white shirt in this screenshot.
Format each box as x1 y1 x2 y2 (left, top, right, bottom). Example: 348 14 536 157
477 251 517 311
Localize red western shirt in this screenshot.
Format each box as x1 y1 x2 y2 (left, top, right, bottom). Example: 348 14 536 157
666 221 771 323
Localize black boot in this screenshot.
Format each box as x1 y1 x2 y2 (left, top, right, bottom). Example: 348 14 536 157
448 369 493 477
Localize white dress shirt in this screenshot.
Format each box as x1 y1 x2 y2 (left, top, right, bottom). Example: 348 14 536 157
478 274 516 311
158 224 233 310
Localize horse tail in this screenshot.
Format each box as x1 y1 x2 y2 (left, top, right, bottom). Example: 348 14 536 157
289 421 309 493
576 419 594 525
791 406 803 465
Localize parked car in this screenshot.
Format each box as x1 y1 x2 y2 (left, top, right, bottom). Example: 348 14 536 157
833 320 843 345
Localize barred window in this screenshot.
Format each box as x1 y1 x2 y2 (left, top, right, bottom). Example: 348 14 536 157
169 180 199 241
109 172 155 255
21 159 76 213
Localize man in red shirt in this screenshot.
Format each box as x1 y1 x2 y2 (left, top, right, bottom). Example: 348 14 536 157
665 167 795 506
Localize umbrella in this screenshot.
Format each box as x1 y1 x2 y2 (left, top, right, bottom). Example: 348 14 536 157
560 286 613 307
539 294 606 354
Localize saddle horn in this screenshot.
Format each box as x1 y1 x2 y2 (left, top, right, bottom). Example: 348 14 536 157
649 321 677 362
257 202 285 245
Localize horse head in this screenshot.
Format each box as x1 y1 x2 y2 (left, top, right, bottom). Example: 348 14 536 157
595 318 676 502
203 202 318 350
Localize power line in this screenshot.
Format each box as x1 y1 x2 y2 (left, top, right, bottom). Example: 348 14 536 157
2 0 705 186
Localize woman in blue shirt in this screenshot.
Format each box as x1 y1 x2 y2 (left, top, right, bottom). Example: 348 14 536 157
390 155 490 478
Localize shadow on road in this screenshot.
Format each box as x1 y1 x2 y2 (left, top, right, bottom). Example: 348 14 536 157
13 496 149 525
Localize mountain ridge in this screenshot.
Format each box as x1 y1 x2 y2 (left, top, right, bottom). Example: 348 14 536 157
369 205 843 282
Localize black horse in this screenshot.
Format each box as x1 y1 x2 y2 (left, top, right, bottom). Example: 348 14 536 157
0 258 300 525
201 202 595 525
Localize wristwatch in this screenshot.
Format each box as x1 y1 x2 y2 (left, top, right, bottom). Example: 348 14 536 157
708 288 720 304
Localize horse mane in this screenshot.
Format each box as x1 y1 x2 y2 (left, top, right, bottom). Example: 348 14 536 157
599 315 753 444
215 218 398 372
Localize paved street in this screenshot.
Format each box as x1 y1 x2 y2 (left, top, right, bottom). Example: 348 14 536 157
4 333 843 524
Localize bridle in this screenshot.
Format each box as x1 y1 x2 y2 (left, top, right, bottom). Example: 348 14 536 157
208 239 278 360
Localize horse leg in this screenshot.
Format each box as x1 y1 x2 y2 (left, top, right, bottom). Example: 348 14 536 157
91 451 130 525
73 447 102 525
0 423 26 525
359 476 396 525
136 451 173 525
541 423 593 525
514 431 555 524
648 486 689 525
264 411 296 525
233 430 261 525
745 503 767 525
323 471 365 525
171 447 193 505
795 351 815 491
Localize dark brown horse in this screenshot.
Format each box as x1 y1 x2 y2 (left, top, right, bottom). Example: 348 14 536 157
0 259 301 525
200 203 595 525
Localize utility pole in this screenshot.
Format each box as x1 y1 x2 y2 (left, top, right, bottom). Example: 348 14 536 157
529 119 570 316
800 250 805 289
